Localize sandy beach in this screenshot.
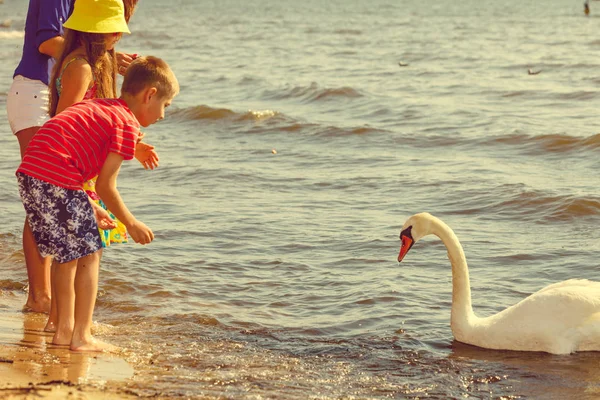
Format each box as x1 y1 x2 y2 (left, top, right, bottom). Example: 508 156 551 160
0 293 137 400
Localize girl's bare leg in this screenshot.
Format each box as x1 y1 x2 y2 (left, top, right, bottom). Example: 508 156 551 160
44 265 58 332
70 251 114 352
51 259 77 346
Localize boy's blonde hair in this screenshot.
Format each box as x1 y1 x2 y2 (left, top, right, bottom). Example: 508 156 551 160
121 56 179 99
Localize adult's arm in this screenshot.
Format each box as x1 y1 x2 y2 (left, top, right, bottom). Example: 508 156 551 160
38 35 64 58
36 0 70 58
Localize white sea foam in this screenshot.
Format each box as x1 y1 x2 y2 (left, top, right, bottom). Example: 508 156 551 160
0 31 24 39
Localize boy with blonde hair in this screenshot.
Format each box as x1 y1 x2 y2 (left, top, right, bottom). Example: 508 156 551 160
16 55 179 352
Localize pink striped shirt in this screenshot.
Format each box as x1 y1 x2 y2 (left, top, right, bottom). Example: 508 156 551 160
17 98 140 190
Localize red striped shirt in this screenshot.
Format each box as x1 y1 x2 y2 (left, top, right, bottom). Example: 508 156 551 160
17 98 140 190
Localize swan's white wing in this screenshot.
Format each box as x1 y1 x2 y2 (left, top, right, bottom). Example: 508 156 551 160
534 279 599 295
471 283 600 354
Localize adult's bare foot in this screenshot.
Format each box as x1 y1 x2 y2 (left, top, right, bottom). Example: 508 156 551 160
71 337 118 353
44 319 57 333
24 295 51 314
52 329 73 346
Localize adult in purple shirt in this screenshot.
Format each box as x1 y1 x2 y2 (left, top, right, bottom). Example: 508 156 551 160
6 0 73 314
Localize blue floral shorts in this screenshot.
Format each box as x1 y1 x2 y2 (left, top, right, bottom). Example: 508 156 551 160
17 173 102 263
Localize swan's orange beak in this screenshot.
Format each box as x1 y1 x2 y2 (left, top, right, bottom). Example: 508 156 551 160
398 226 414 262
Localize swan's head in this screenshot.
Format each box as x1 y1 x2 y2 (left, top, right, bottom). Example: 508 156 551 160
398 212 435 262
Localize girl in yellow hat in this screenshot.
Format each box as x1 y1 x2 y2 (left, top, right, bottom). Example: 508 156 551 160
50 0 135 116
44 0 158 331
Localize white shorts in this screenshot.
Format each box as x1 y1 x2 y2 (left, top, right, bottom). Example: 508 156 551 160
6 75 50 135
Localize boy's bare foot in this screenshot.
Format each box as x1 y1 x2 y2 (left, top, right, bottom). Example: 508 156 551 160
71 337 118 353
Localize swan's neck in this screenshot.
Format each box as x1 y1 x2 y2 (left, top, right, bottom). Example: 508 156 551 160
430 219 475 330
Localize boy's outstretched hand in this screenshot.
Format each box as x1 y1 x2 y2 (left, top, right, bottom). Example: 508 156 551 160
92 204 117 230
127 220 154 245
135 141 159 170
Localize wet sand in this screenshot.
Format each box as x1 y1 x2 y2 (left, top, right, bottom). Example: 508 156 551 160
0 294 136 400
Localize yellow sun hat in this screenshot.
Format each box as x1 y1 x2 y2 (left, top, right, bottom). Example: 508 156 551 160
63 0 130 34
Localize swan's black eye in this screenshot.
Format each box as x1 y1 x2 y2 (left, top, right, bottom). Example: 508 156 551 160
400 225 413 240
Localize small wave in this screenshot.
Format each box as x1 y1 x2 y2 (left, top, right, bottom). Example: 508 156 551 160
553 91 598 101
262 82 363 103
450 187 600 223
170 105 235 120
393 132 463 148
0 279 26 291
485 133 600 153
169 105 279 122
250 120 386 137
497 63 566 71
238 75 260 85
0 30 23 39
331 50 358 56
563 62 600 70
333 29 362 35
393 130 600 157
169 105 383 138
496 193 600 222
501 90 540 98
170 104 385 138
313 86 362 101
315 125 387 137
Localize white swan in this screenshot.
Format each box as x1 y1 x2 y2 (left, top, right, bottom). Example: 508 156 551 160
398 212 600 354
